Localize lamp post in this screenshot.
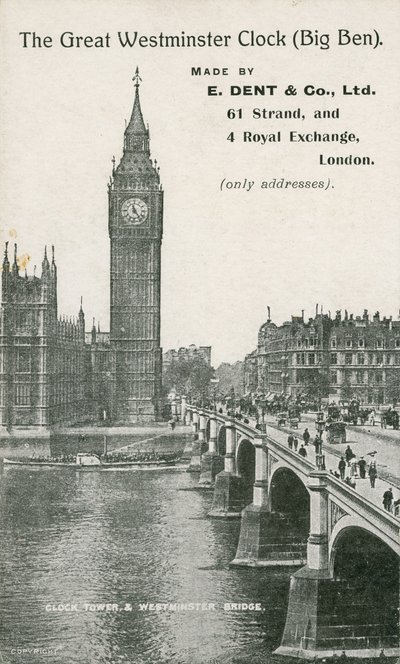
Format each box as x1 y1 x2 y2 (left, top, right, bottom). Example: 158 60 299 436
258 396 267 433
210 378 219 412
315 412 326 470
229 387 236 417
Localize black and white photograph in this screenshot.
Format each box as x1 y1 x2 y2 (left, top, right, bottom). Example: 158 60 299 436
0 1 399 662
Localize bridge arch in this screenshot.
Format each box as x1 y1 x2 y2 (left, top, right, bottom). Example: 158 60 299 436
329 522 399 648
269 465 310 537
329 515 399 575
236 437 255 505
330 514 400 571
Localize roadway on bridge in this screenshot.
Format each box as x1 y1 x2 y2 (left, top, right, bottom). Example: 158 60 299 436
225 409 400 516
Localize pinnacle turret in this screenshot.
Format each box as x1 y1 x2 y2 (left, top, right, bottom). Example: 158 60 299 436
51 245 57 274
12 243 18 276
42 245 50 275
3 242 10 273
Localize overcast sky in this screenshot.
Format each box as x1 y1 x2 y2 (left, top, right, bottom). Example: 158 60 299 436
1 0 399 366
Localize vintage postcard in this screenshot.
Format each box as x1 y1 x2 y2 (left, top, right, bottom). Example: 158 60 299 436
0 1 399 663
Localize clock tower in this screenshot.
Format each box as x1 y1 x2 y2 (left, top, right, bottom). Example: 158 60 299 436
109 70 163 422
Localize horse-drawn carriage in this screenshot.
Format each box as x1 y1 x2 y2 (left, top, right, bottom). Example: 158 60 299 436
381 409 399 429
276 408 300 429
288 405 300 428
325 420 347 444
277 412 287 427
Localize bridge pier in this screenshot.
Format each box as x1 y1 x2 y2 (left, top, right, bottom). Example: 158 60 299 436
231 437 307 567
275 473 400 660
275 473 332 658
198 414 224 487
208 420 244 518
187 408 201 472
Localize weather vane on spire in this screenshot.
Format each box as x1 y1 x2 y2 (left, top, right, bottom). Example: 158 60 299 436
133 67 142 89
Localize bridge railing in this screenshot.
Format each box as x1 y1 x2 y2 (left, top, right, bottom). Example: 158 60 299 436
187 405 317 470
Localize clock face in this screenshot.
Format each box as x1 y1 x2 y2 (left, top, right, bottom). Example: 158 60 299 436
121 198 148 225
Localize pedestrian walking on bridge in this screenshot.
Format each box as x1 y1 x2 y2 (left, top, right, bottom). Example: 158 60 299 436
287 434 294 449
303 428 310 445
368 461 378 488
382 487 393 511
298 444 307 458
338 456 346 480
358 457 367 479
345 445 354 465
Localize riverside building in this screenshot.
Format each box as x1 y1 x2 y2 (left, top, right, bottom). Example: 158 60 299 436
246 307 400 405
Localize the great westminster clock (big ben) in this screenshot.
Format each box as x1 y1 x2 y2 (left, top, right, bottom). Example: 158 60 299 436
108 70 163 423
121 197 149 225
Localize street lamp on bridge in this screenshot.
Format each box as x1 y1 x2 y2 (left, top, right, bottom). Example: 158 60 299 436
257 396 267 433
315 412 326 470
210 378 219 412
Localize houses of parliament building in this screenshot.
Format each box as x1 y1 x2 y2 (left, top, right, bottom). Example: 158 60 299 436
0 72 163 433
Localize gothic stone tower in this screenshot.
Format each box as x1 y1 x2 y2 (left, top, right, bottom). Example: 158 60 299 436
109 70 163 422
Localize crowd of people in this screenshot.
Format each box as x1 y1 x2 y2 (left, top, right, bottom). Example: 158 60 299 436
284 434 399 517
104 450 180 463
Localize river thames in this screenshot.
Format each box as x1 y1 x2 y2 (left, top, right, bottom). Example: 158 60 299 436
0 453 295 664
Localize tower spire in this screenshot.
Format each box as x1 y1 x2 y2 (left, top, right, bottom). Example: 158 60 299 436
2 242 10 299
3 242 10 272
42 244 50 275
12 243 18 275
124 67 147 147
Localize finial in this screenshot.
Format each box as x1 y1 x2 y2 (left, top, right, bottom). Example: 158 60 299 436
4 241 8 258
133 66 142 89
112 155 115 170
14 243 17 261
44 245 47 260
51 245 55 263
98 322 100 333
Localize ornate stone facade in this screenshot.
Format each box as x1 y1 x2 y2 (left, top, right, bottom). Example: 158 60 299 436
247 307 400 404
0 244 87 431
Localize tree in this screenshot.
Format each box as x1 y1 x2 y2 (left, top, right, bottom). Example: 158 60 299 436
215 361 245 396
163 355 215 399
340 376 354 402
385 370 400 406
302 370 330 404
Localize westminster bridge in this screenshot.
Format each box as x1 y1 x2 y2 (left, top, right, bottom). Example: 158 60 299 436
181 399 400 661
